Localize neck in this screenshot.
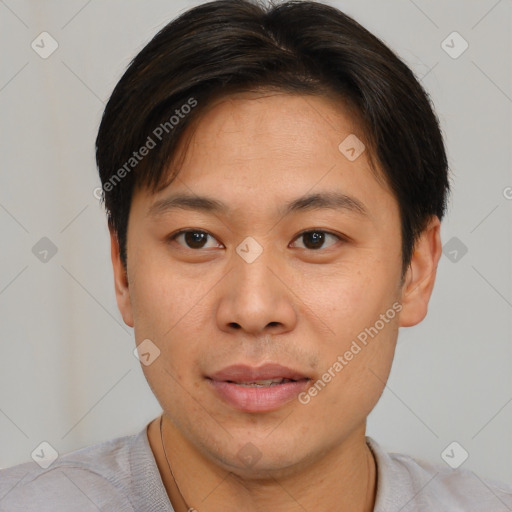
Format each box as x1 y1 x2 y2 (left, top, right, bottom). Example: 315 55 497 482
148 415 377 512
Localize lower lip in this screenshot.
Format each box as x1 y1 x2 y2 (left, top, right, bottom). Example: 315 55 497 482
207 378 310 412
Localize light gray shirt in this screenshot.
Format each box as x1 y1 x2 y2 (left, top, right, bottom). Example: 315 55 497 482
1 423 511 511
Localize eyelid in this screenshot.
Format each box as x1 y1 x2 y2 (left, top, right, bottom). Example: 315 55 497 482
167 228 347 251
168 229 224 249
289 229 347 249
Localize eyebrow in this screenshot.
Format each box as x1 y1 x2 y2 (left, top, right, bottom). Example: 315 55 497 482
147 191 369 218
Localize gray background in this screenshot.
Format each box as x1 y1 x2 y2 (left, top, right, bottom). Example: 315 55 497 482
1 0 511 485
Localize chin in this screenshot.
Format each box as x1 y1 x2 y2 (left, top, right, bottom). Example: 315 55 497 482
200 432 315 480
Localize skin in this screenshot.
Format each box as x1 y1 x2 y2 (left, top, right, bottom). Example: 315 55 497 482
110 91 442 512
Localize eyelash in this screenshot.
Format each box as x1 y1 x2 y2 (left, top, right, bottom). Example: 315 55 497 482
168 229 346 251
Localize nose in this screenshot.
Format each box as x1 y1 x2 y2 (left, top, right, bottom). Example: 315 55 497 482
215 247 298 336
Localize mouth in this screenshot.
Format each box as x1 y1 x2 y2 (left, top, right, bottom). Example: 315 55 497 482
227 378 302 387
206 364 311 412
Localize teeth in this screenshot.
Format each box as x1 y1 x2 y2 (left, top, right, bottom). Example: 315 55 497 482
235 378 293 387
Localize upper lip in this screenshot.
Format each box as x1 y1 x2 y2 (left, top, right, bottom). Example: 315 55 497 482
208 364 310 382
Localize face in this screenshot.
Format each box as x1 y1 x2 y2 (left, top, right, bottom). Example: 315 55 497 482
111 91 440 476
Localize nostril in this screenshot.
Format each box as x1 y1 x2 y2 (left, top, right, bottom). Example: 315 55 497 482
228 322 242 329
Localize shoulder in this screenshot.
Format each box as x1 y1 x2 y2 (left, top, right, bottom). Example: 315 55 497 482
368 437 512 512
0 431 140 511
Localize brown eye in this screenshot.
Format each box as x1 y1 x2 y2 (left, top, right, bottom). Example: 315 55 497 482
291 230 341 250
171 230 221 249
303 231 325 249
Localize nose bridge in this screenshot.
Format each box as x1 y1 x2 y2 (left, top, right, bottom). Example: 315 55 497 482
215 238 297 335
232 243 280 308
233 234 276 286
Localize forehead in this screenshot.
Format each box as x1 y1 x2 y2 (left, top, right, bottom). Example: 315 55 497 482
181 90 365 163
134 91 395 221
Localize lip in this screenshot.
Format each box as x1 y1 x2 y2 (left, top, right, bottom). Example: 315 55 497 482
207 364 311 413
208 363 309 382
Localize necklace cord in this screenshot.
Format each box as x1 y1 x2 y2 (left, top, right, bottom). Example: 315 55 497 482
160 415 192 510
160 414 377 512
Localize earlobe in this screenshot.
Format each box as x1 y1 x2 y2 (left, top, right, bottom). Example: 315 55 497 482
399 216 442 328
109 227 134 328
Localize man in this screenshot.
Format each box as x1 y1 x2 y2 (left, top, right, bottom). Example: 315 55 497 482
1 1 511 510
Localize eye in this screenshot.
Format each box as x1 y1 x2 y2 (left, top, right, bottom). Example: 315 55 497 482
169 230 222 250
290 230 342 250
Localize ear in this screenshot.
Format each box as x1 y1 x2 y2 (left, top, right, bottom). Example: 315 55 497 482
399 216 442 327
109 227 134 328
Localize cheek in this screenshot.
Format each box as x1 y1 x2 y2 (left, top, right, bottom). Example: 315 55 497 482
294 253 400 408
301 315 398 438
128 250 216 341
129 258 218 401
130 267 210 423
295 255 397 336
